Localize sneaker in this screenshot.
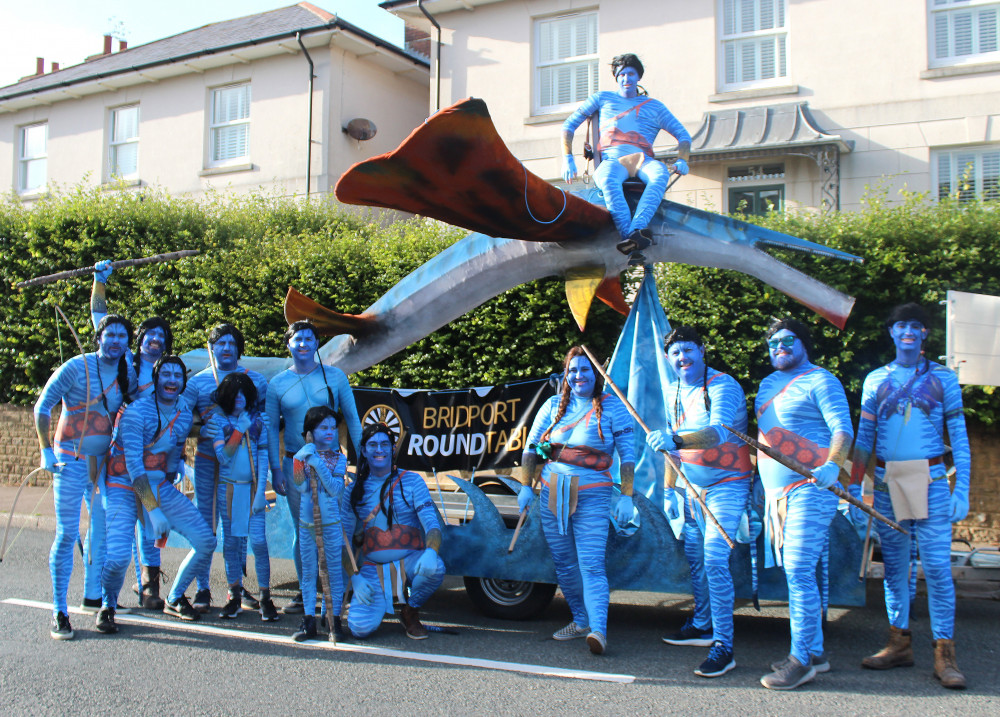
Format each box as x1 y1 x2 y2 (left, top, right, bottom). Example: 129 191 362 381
219 592 241 620
240 587 260 611
260 597 279 622
695 641 735 677
400 605 429 640
50 612 74 640
760 655 816 690
586 631 606 655
662 618 714 647
283 593 304 615
770 652 830 674
331 615 346 641
552 621 590 641
95 606 118 634
164 596 200 622
192 589 211 614
80 597 102 614
615 228 653 256
292 615 317 642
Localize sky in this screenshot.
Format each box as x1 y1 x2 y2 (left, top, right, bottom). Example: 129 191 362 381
0 0 405 89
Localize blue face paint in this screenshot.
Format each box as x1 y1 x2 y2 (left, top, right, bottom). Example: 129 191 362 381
667 341 705 386
155 363 184 402
98 323 129 363
311 416 339 451
288 329 318 365
212 333 239 371
363 431 393 473
140 326 166 362
890 320 926 362
233 391 247 416
616 66 639 99
768 329 807 371
566 355 596 398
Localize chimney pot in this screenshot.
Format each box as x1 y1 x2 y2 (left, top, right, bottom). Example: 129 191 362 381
118 39 127 51
36 57 45 75
103 34 113 55
51 62 60 72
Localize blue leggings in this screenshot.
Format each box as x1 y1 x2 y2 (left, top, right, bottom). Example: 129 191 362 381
192 454 218 592
282 456 305 592
683 478 748 649
874 476 955 639
297 484 343 618
348 549 445 638
156 483 217 603
540 484 613 635
218 482 269 590
780 483 838 665
50 456 106 613
594 156 671 238
101 480 139 609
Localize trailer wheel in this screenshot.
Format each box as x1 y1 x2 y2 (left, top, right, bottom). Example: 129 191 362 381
463 576 556 620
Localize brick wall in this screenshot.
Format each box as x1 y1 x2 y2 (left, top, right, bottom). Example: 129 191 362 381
0 404 50 486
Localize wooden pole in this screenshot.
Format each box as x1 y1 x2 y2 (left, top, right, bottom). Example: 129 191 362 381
507 507 528 553
17 250 200 288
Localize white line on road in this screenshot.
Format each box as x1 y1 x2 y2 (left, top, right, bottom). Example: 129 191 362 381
4 598 635 684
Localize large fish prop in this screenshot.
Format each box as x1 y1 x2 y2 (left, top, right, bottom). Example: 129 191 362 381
281 97 860 375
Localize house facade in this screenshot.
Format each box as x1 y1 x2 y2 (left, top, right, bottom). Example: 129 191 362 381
0 3 429 201
382 0 1000 214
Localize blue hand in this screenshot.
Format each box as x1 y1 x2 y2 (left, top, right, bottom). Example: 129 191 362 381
517 484 533 513
811 461 840 489
673 158 689 176
950 491 969 523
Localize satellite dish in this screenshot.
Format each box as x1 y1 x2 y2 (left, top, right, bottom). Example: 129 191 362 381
343 118 377 141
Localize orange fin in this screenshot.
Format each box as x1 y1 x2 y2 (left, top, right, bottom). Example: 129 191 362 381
564 267 606 332
595 277 630 316
283 287 377 337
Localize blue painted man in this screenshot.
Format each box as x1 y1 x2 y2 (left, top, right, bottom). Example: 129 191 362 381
35 314 137 639
519 346 635 655
181 323 268 613
288 406 348 641
265 320 361 614
92 258 173 610
97 356 214 630
343 422 445 640
209 372 277 622
754 319 852 690
646 327 751 678
851 303 970 689
561 53 691 265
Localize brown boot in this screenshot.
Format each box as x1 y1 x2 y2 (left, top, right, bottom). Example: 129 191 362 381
861 626 914 669
933 639 966 689
399 605 428 640
139 566 165 611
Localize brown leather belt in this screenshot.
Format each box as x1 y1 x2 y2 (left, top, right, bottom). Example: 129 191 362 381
876 455 944 469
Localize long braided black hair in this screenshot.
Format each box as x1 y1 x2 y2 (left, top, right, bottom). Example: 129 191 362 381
350 421 409 528
94 314 133 415
542 346 605 444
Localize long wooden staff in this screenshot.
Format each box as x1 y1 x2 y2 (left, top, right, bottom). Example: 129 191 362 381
579 345 735 549
507 507 528 553
17 250 200 288
310 471 337 644
721 424 908 535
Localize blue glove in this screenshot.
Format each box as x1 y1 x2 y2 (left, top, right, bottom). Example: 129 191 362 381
252 492 266 515
613 494 634 525
94 259 113 283
271 468 287 496
562 154 578 183
40 447 58 473
293 444 316 462
517 484 533 513
148 507 170 538
352 574 375 605
811 461 840 489
413 548 439 578
847 483 867 526
664 488 683 521
673 158 689 176
646 430 671 452
950 491 969 523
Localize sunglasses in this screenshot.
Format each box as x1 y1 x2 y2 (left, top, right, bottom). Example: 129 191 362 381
767 336 797 349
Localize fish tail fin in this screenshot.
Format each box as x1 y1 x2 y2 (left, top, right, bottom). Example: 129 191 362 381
283 287 378 337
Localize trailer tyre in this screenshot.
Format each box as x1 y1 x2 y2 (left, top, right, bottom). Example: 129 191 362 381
463 576 556 620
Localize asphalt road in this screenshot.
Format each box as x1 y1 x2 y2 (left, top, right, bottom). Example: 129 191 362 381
1 527 997 716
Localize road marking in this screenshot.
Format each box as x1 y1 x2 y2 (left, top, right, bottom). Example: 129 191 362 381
4 598 635 684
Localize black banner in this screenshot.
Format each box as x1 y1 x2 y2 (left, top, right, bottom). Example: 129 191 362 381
350 377 556 472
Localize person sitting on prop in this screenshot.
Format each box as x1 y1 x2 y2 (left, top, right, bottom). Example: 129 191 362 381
851 303 971 689
97 356 208 631
518 346 636 656
35 313 137 639
288 406 349 642
182 323 268 614
265 320 362 616
91 258 173 611
646 326 751 678
754 319 853 690
208 373 277 622
561 52 691 266
343 422 445 640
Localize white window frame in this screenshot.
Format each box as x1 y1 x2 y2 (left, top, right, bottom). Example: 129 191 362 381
533 11 599 116
933 145 1000 202
928 0 1000 68
718 0 789 92
108 104 140 181
208 83 251 167
18 122 47 194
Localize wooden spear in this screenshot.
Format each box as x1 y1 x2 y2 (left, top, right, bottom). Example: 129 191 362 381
17 250 199 288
